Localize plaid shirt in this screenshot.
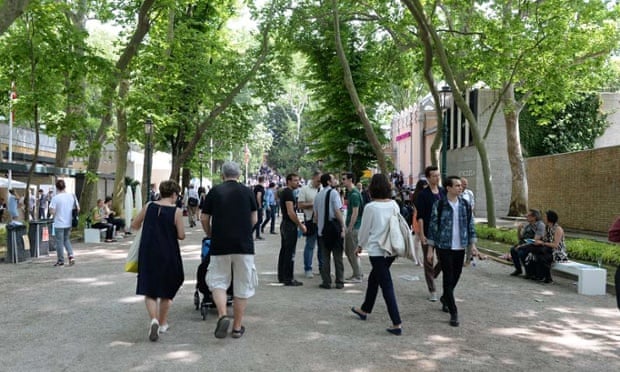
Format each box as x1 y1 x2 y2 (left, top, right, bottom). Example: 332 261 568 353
427 197 476 250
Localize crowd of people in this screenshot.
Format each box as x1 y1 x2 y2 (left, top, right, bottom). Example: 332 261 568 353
41 161 608 342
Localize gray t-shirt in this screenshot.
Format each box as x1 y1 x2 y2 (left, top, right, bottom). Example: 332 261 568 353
313 187 343 237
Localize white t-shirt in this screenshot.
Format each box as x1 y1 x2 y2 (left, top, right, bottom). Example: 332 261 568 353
297 184 319 221
50 192 79 229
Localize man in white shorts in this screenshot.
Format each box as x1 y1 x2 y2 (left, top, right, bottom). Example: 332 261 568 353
201 161 258 339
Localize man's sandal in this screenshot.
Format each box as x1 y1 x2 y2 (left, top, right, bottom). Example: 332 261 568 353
231 326 245 339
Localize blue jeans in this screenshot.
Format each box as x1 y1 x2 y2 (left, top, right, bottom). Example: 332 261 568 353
55 227 74 263
261 206 276 233
361 256 401 326
303 231 322 272
510 245 528 272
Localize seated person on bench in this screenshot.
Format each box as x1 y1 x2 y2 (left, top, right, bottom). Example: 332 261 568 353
91 199 116 243
104 196 129 237
510 209 545 276
531 210 568 283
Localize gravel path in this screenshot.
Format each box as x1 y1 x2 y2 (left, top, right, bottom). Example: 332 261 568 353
1 226 618 371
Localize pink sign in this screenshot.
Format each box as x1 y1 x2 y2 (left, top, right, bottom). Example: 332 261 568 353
396 131 411 142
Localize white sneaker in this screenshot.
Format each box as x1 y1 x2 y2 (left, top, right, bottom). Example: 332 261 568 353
428 292 438 302
345 276 362 283
149 318 160 341
160 323 169 333
305 271 314 279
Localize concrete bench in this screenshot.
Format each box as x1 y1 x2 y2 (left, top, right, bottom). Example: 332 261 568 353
552 261 606 295
84 226 116 243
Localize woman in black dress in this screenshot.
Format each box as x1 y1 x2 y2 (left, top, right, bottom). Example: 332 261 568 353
131 180 185 342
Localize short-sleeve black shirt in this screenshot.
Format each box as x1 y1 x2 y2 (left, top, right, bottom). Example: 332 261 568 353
203 180 257 255
414 186 445 237
279 187 295 223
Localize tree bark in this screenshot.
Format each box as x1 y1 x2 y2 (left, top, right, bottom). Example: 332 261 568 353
404 0 496 226
331 0 388 175
113 79 130 218
0 0 30 35
502 85 528 216
81 0 154 215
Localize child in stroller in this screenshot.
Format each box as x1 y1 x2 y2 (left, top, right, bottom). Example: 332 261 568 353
194 238 233 320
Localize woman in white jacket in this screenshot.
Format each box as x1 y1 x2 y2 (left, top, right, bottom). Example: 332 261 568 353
351 173 403 335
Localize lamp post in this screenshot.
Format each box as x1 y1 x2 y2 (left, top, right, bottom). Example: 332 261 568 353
346 142 355 173
439 85 452 181
144 118 153 204
199 150 204 188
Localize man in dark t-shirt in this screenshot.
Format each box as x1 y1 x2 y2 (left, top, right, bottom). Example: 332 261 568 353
201 161 257 339
278 173 307 286
414 165 445 302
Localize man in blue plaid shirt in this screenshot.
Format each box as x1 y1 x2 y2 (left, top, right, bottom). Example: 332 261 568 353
427 175 478 327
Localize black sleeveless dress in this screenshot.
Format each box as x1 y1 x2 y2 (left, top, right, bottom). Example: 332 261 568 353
136 203 184 299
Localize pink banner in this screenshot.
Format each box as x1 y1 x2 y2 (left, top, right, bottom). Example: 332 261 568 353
396 131 411 142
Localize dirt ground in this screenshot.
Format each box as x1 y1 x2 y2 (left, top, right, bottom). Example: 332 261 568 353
1 226 619 371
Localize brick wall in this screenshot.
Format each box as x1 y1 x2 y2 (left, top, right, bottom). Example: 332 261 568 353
526 146 620 233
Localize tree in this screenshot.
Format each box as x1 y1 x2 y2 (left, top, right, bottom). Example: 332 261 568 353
0 0 31 35
521 93 609 156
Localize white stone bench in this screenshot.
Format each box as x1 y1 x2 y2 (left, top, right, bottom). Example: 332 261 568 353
84 226 116 243
552 261 607 295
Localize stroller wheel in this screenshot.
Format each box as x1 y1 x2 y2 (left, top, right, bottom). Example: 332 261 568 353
194 290 200 310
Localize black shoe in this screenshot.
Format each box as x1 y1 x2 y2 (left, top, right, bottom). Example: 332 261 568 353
255 236 264 241
510 269 522 276
335 283 344 289
53 261 64 267
449 314 459 327
439 296 449 313
386 327 402 336
319 283 331 289
284 280 303 287
540 277 553 284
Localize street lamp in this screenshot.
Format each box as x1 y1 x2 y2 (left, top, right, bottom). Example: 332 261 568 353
198 150 204 188
144 118 153 204
439 85 452 181
346 142 355 172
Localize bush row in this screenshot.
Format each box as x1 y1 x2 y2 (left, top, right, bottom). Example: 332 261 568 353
475 224 620 265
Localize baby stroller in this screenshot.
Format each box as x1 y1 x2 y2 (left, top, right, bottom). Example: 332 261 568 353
193 238 233 320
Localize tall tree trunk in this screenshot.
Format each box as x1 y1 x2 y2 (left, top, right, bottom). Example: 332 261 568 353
331 0 388 175
404 0 496 226
113 79 129 218
57 0 87 170
502 86 528 216
0 0 30 35
81 0 154 214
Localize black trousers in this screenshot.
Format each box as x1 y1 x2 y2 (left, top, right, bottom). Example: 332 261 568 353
278 220 298 283
252 208 264 238
436 249 465 315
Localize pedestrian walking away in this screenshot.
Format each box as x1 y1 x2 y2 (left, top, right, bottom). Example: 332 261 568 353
48 180 79 267
131 180 186 342
202 161 258 339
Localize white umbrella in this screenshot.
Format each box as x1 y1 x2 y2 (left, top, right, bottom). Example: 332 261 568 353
0 177 27 188
135 185 143 207
124 187 134 223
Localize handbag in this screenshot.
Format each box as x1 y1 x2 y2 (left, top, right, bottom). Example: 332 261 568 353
320 189 342 241
125 228 142 273
71 195 79 228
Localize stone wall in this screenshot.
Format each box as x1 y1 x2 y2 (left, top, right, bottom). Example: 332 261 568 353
526 146 620 233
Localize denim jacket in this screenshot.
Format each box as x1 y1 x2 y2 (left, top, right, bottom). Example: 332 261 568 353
427 197 476 250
